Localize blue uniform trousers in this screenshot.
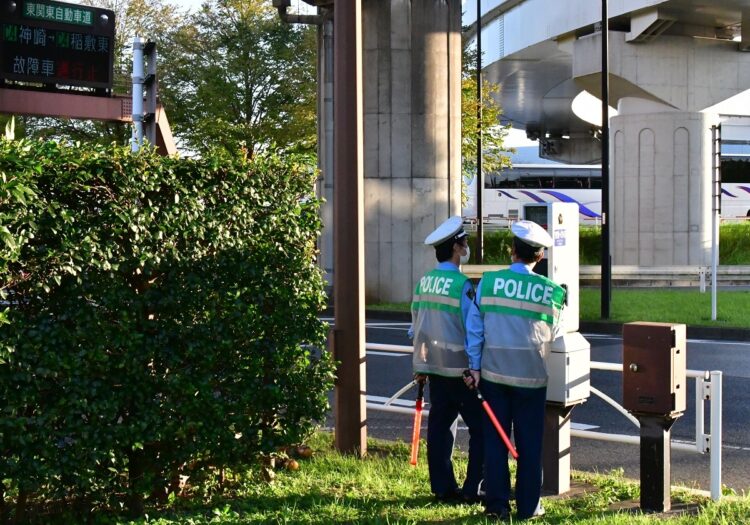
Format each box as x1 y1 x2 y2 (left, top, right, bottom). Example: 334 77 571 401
481 381 546 519
426 375 484 498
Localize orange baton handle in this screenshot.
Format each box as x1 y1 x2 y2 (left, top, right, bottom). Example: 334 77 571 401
409 381 425 466
463 370 519 459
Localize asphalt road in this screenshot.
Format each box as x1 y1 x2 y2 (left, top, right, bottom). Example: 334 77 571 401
323 316 750 494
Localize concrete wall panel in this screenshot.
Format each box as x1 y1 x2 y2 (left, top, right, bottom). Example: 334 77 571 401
364 114 379 179
672 127 690 264
390 0 411 50
391 113 411 177
391 50 411 114
323 0 462 302
377 115 392 179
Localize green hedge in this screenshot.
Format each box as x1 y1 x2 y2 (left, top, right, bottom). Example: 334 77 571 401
469 225 750 265
0 140 335 520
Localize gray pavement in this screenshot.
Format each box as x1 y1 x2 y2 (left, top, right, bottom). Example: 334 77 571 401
324 313 750 494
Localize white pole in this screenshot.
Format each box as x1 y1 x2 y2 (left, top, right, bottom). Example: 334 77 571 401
710 370 723 501
695 377 706 453
132 36 146 152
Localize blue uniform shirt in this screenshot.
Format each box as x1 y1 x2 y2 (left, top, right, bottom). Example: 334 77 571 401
465 262 537 370
409 262 482 370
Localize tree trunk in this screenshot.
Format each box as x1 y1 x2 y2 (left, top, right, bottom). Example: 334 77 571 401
13 490 27 525
127 450 146 519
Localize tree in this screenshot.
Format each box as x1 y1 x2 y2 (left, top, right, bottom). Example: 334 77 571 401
461 46 513 202
158 0 318 157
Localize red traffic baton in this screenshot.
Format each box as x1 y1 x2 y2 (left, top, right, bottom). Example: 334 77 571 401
463 370 519 460
409 380 426 466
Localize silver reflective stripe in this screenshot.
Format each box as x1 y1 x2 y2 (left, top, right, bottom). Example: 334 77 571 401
413 294 461 308
482 296 557 318
413 364 466 378
481 368 547 388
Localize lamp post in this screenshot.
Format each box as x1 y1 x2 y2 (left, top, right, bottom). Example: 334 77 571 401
475 0 484 264
600 0 612 319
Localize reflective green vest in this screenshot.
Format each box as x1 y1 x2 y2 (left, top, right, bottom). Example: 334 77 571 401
411 269 470 377
479 269 565 387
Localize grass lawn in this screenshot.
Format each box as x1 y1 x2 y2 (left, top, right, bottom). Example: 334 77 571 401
369 289 750 329
579 288 750 328
121 432 748 524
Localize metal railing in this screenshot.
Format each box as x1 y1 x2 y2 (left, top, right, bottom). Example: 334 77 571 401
364 341 724 501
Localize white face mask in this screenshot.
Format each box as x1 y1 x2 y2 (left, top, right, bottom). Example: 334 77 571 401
459 245 471 265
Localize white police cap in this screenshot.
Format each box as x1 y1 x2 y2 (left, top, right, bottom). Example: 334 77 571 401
424 216 467 246
511 220 553 248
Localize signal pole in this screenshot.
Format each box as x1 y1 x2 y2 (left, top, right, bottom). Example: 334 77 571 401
600 0 612 319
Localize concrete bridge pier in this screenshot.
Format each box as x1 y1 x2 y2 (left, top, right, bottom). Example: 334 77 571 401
573 31 742 268
319 0 463 303
610 98 718 266
361 0 463 303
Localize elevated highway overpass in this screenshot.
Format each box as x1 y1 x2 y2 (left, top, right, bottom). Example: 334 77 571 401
467 0 750 267
285 1 750 302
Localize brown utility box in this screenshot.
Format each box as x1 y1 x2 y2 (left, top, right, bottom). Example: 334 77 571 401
622 322 686 416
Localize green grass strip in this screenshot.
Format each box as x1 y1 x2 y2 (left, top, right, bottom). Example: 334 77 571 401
125 431 748 524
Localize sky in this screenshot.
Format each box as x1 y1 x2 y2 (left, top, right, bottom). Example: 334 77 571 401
179 0 204 12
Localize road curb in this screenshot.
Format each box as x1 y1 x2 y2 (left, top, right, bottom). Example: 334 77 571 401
581 320 750 341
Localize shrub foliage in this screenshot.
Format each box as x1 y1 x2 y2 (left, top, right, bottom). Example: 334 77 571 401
0 139 334 519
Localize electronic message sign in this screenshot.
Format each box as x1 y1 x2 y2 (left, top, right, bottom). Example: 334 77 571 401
1 0 115 90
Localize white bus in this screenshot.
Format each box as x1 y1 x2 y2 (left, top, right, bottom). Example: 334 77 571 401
465 163 750 223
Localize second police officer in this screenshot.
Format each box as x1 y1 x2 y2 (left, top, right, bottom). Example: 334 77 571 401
410 216 485 504
466 220 566 520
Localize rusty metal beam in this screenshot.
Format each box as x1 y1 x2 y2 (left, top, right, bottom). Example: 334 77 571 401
0 88 131 121
332 0 366 456
154 105 177 155
0 87 176 155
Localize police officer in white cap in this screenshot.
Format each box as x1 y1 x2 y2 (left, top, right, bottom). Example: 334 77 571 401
410 216 484 504
465 220 566 520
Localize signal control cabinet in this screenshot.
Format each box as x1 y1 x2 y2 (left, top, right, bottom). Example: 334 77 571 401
623 322 687 416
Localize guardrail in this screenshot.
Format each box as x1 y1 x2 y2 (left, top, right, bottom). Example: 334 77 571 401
460 264 750 287
365 341 723 501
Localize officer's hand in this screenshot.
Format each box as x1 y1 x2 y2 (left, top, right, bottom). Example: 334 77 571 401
414 373 427 385
463 370 480 389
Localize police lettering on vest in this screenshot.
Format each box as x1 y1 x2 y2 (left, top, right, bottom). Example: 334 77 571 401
491 276 555 306
420 274 455 296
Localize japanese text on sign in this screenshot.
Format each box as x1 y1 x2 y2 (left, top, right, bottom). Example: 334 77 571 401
23 1 95 27
1 0 115 89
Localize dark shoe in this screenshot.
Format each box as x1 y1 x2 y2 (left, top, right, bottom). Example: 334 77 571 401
434 489 463 504
484 508 511 521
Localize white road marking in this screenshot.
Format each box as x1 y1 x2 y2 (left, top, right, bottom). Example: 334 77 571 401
571 422 600 431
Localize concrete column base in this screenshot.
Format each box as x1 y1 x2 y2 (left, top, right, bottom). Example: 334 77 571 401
611 106 719 267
